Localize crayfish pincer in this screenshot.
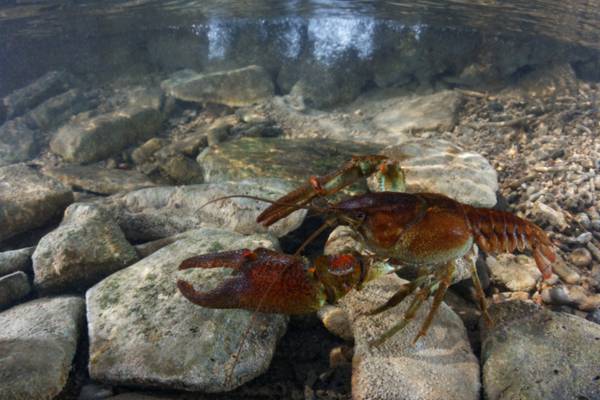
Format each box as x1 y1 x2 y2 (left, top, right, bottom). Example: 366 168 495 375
177 155 556 346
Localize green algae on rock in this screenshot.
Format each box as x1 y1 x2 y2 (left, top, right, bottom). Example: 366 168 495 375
199 137 383 184
86 228 286 392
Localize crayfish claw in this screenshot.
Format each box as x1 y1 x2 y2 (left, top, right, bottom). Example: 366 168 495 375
176 277 244 309
179 249 257 271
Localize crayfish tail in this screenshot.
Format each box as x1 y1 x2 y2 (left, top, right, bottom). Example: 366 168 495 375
466 206 556 279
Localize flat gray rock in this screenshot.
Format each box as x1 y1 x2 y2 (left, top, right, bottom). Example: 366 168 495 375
0 296 85 400
378 139 499 207
0 271 30 309
2 70 72 120
0 117 37 166
481 301 600 400
0 164 73 242
97 178 306 242
32 204 138 293
44 165 154 195
341 274 480 400
50 88 164 164
161 66 274 107
86 229 287 392
0 246 34 276
373 90 463 134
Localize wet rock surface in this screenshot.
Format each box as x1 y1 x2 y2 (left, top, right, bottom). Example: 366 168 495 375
0 246 34 276
32 203 138 294
2 70 73 120
372 90 464 135
97 178 306 242
0 296 85 400
379 139 499 207
0 117 38 166
0 163 73 241
44 164 154 195
481 301 600 400
50 88 164 164
86 229 287 392
161 66 274 107
0 271 31 309
200 137 382 184
341 274 480 400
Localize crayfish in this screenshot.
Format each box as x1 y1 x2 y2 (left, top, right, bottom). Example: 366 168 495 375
177 155 556 346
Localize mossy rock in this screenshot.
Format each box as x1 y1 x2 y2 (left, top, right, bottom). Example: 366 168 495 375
200 137 383 185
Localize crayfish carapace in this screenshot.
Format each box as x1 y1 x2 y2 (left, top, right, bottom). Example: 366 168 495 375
176 155 556 346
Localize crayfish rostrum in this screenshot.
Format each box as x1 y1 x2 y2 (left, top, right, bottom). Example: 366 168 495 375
177 155 556 345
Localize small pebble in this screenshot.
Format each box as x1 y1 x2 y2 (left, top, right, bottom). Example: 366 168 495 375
575 232 592 244
78 384 113 400
329 346 352 368
575 213 591 230
541 286 572 306
569 248 592 268
586 308 600 325
586 242 600 262
552 257 581 284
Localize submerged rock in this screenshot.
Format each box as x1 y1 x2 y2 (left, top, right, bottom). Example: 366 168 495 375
32 204 138 294
0 117 37 166
98 178 306 242
86 228 287 392
0 271 30 309
161 66 274 107
341 274 480 400
28 88 97 130
0 247 34 276
2 70 73 120
372 90 464 135
0 296 85 400
50 88 164 164
288 60 369 109
379 139 498 207
44 164 154 195
0 164 73 242
481 301 600 400
200 137 382 184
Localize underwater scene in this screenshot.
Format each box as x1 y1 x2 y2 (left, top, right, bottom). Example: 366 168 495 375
1 1 600 399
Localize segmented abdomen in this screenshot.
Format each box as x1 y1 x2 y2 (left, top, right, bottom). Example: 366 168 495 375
464 206 556 279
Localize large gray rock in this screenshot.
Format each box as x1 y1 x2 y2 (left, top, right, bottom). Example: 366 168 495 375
0 247 34 276
0 117 37 166
0 271 30 309
200 137 382 184
481 301 600 400
0 296 85 400
86 229 287 392
32 204 138 294
97 178 306 242
50 88 164 164
161 66 274 107
28 89 96 130
372 91 464 135
378 139 499 207
0 164 73 241
2 70 73 120
44 164 154 195
288 60 369 109
341 274 480 400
